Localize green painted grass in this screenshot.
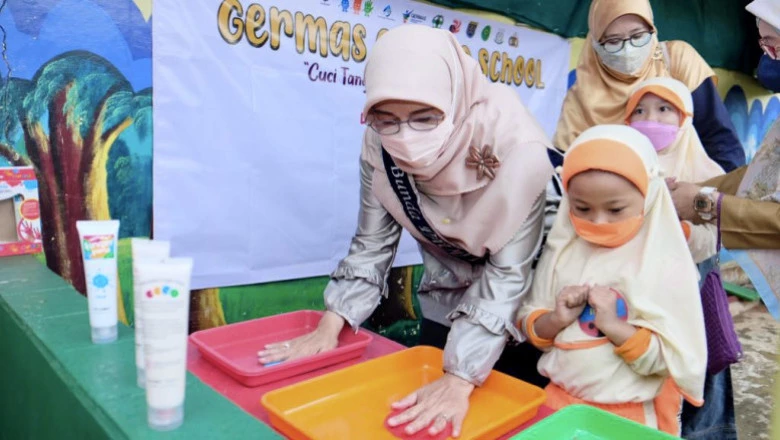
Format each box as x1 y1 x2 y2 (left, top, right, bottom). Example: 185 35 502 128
117 238 135 326
218 265 425 347
219 276 329 324
363 319 420 347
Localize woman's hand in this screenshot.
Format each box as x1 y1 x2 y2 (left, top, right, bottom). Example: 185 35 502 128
387 373 475 438
667 179 704 224
257 310 344 364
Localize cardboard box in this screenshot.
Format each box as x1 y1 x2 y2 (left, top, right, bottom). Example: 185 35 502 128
0 167 43 257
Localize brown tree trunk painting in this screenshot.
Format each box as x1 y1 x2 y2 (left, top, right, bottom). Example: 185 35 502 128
190 288 228 332
17 82 133 295
0 54 147 324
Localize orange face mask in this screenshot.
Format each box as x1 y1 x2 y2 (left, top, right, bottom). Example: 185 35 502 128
569 212 644 248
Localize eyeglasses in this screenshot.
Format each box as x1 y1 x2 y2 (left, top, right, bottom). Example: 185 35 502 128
600 31 654 54
367 114 444 135
759 37 778 60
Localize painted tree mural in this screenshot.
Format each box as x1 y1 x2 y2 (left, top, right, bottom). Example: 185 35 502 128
0 0 425 342
0 51 151 296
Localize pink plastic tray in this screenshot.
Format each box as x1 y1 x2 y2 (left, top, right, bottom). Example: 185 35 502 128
189 310 373 387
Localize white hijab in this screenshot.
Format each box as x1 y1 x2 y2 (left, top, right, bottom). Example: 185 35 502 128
627 77 725 182
747 0 780 30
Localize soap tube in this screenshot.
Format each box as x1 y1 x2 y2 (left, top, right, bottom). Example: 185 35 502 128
131 238 171 389
76 220 120 344
137 258 193 431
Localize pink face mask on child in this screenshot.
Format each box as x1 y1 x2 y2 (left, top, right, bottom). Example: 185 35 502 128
629 121 679 152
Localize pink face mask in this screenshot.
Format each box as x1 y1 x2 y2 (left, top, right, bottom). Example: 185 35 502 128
629 120 679 152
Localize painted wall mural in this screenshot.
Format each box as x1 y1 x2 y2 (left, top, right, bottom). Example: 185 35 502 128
723 83 780 163
0 1 775 346
0 0 420 344
0 0 154 324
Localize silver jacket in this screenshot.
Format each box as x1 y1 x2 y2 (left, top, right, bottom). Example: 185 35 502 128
324 159 546 386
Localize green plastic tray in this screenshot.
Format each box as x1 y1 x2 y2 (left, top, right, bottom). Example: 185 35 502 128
510 404 678 439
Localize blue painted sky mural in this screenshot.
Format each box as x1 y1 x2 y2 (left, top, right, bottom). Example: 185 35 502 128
2 0 151 89
725 87 780 163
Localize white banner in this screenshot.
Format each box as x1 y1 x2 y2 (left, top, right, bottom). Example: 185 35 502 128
153 0 570 289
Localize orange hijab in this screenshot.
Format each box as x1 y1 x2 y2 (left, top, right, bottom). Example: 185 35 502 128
553 0 715 151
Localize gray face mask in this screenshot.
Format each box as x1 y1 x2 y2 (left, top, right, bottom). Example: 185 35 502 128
592 34 656 76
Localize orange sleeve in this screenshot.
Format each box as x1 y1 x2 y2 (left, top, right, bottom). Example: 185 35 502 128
613 327 652 363
523 309 555 349
681 221 691 241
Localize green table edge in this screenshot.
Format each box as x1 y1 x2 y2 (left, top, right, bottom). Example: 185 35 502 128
0 255 282 439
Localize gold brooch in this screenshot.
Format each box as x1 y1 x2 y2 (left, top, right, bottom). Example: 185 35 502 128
466 145 500 180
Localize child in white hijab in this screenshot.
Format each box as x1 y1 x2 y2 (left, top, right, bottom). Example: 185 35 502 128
518 125 707 435
626 77 725 263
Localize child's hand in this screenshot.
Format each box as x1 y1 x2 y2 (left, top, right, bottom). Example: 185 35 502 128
588 286 619 331
553 286 590 327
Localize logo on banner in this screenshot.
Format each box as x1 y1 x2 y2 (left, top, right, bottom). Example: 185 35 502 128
509 32 519 47
432 14 444 28
481 25 491 41
352 0 362 14
466 21 478 38
363 0 373 16
340 0 349 12
383 5 391 17
400 10 427 23
449 19 462 33
495 29 505 44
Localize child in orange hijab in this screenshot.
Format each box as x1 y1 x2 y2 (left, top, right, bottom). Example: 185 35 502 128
519 125 707 435
626 77 725 263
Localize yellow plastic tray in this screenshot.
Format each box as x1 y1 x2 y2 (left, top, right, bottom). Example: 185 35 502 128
261 346 546 440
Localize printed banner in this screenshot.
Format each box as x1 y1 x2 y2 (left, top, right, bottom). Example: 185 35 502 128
153 0 570 289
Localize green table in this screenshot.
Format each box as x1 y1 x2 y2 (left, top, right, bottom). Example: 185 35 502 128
0 255 282 439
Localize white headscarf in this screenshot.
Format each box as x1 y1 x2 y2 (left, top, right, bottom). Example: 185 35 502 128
626 77 725 182
747 0 780 31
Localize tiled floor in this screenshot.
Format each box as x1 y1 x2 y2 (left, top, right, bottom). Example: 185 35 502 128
732 304 780 440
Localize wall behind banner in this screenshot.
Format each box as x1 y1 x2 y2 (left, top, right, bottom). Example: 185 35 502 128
0 1 777 345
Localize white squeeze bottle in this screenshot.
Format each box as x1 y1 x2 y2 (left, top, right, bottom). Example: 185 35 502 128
76 220 120 344
131 238 171 388
137 257 194 431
